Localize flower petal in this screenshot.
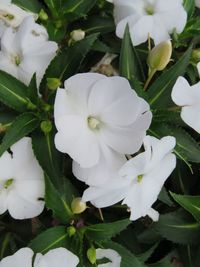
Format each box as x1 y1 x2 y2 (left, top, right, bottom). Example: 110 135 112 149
34 248 79 267
55 115 100 168
0 248 33 267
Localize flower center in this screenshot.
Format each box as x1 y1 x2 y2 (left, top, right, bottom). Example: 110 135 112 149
145 5 154 15
137 174 143 183
0 12 15 21
11 54 21 66
87 116 101 130
4 178 14 189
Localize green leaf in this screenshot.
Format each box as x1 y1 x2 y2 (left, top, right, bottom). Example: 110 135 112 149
32 131 77 223
154 210 200 244
63 0 97 21
102 241 147 267
32 130 62 186
184 0 195 18
12 0 42 13
45 175 74 223
170 192 200 223
0 71 32 112
85 219 131 243
120 25 145 83
27 74 38 105
148 45 192 108
0 112 39 157
149 123 200 166
82 17 115 34
29 226 68 253
41 33 98 91
158 187 174 207
152 109 184 125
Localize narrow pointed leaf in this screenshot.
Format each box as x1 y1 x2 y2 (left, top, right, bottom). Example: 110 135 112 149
0 112 39 156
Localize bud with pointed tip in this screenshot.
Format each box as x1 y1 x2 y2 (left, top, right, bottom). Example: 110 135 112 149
147 40 172 71
87 247 96 265
71 198 87 214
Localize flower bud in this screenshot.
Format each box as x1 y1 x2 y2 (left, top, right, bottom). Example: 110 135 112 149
39 9 48 21
87 247 96 265
67 226 76 237
40 120 52 134
147 40 172 71
71 198 87 214
70 29 85 42
47 78 61 90
192 49 200 63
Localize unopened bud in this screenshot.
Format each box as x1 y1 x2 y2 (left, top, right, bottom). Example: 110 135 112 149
67 226 76 237
148 40 172 71
39 9 48 21
71 29 85 42
71 198 87 214
192 49 200 63
87 247 96 265
47 78 61 90
40 120 52 134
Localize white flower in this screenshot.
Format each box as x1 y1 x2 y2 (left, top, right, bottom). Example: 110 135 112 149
112 0 187 46
0 0 37 37
195 0 200 8
34 248 79 267
54 73 152 168
82 136 176 221
171 76 200 134
0 16 58 87
0 137 45 219
96 249 121 267
0 247 79 267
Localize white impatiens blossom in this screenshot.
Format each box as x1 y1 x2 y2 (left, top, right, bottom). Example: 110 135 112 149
111 0 187 46
172 76 200 134
0 247 79 267
0 137 45 219
195 0 200 8
82 136 176 221
96 249 121 267
54 73 152 168
0 16 58 87
0 0 37 37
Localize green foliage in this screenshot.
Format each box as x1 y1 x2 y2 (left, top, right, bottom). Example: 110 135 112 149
12 0 42 13
0 71 36 112
29 226 69 253
0 112 39 156
154 210 200 244
85 219 131 243
171 192 200 223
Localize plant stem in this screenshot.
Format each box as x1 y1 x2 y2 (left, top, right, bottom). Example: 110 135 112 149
144 69 156 91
